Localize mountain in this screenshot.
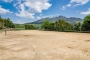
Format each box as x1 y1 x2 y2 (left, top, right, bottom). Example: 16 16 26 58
28 15 83 24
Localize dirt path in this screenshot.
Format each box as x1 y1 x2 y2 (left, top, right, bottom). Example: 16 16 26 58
0 30 90 60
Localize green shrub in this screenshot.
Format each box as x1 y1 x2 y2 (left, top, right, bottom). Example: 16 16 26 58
25 24 36 30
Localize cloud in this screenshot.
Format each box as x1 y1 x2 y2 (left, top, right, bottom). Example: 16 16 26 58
66 4 71 7
61 6 66 10
61 0 89 10
88 8 90 10
80 8 90 15
67 0 89 7
36 14 59 20
15 3 35 19
0 6 12 14
14 20 27 24
2 0 13 3
70 0 89 4
14 0 52 19
36 16 41 19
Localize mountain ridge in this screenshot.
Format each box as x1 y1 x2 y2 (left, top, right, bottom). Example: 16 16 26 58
27 15 83 24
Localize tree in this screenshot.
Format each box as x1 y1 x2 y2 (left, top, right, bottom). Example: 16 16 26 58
74 22 82 31
54 19 73 31
48 23 55 30
41 19 73 31
41 20 50 30
0 18 4 29
82 14 90 31
4 18 15 28
0 16 15 32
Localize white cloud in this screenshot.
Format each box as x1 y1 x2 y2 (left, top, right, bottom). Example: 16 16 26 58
70 0 89 4
0 6 12 14
88 8 90 10
36 14 59 20
36 14 60 20
36 16 41 19
61 6 66 10
66 4 71 7
15 3 35 19
2 0 13 3
61 0 89 10
80 8 90 15
14 20 27 24
14 0 52 19
67 0 89 7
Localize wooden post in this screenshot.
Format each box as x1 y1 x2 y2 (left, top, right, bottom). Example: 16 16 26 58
5 28 7 35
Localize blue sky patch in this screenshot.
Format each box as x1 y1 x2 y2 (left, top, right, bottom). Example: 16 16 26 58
0 0 90 24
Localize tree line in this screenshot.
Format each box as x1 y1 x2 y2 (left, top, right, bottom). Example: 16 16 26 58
0 16 37 30
41 20 73 31
0 15 90 31
41 15 90 31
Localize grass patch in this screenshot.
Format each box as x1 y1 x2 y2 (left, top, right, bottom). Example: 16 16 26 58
15 24 41 30
15 24 25 30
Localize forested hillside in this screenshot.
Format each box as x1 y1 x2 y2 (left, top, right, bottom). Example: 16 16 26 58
29 16 83 24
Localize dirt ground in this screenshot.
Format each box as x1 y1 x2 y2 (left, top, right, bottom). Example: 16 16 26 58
0 30 90 60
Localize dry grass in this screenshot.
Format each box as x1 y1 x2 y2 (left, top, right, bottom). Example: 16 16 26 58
0 30 90 60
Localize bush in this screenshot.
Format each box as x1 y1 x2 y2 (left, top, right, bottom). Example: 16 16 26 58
25 24 36 30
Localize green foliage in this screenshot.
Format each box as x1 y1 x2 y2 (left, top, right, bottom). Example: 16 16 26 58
25 24 36 30
74 22 82 31
31 24 41 29
54 20 73 31
0 18 4 29
4 18 15 28
82 14 90 31
15 24 41 30
41 19 73 31
0 17 15 30
15 24 25 30
48 23 55 30
41 20 50 30
30 16 82 24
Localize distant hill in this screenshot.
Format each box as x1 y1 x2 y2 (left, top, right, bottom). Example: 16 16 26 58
27 15 83 24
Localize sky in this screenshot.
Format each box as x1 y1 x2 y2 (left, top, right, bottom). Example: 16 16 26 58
0 0 90 24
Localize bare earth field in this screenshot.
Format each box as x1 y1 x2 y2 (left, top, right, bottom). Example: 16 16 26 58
0 30 90 60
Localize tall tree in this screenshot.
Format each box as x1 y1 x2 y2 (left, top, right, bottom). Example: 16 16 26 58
4 18 15 28
41 20 50 30
82 14 90 31
74 22 82 31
